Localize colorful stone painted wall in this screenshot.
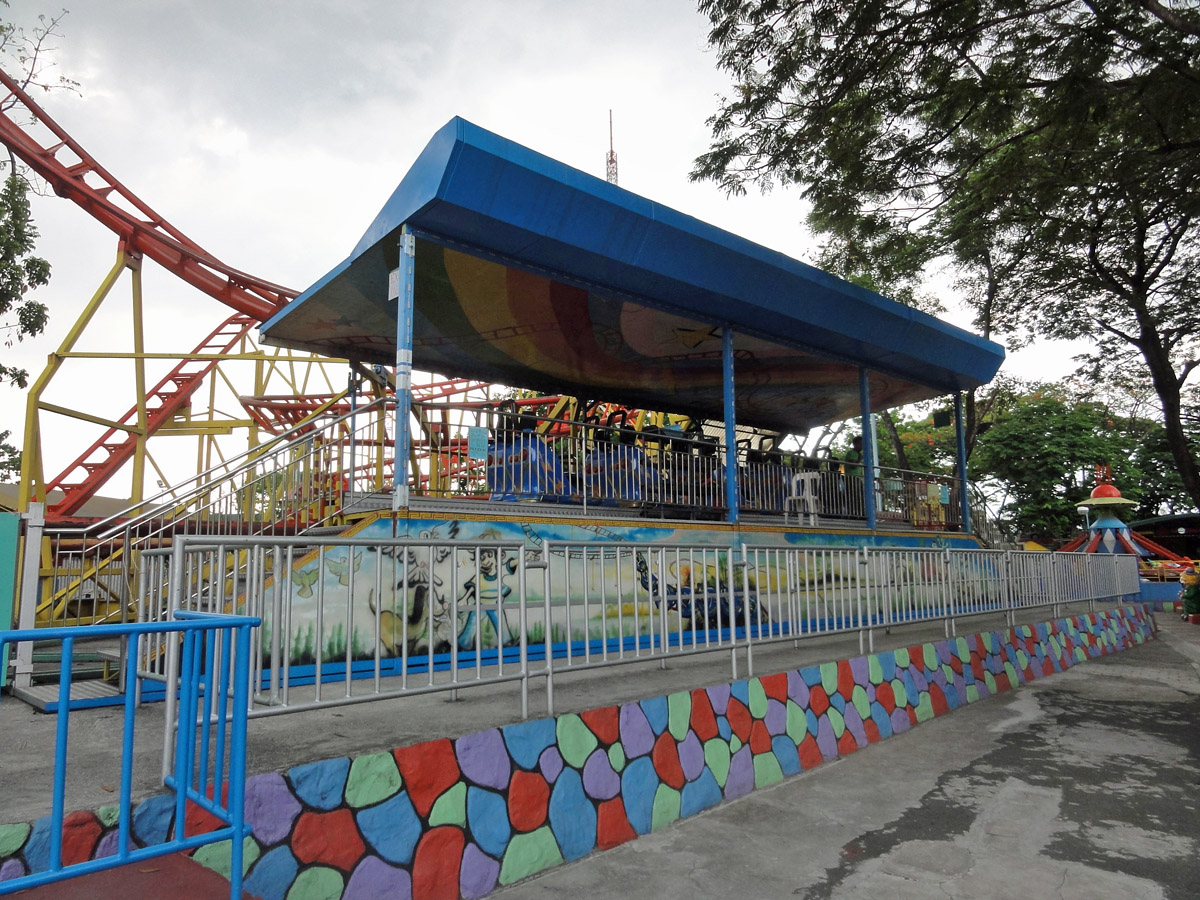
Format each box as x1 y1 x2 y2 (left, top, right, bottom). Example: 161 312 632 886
0 605 1155 900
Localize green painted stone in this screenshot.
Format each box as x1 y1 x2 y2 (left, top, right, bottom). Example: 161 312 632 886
983 633 996 652
1016 650 1029 669
867 655 883 685
1074 647 1087 662
428 780 467 827
0 823 31 858
966 684 980 703
984 672 997 694
1004 662 1019 685
785 700 808 744
890 678 908 707
1050 635 1062 658
922 644 938 671
819 662 838 696
557 714 599 768
668 690 692 741
914 693 934 722
285 865 344 900
343 751 402 807
500 827 564 885
730 734 743 754
704 739 731 787
754 752 784 788
851 685 870 720
941 664 955 684
893 647 910 668
97 805 119 828
748 679 768 718
956 637 970 661
192 836 259 879
828 706 845 739
608 742 626 773
651 784 681 831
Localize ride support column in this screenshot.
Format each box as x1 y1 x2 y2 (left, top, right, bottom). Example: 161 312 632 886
723 327 739 524
392 224 416 513
859 367 876 529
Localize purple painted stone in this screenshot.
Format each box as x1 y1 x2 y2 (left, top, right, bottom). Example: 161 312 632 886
461 842 501 899
457 729 512 790
94 829 133 859
816 715 838 760
890 708 911 734
706 682 731 715
677 731 705 782
866 683 876 702
787 670 809 706
843 705 868 748
764 699 787 736
935 641 953 664
848 655 870 685
724 746 755 800
539 746 564 783
344 855 412 900
619 702 655 758
954 677 968 705
967 634 979 652
930 668 948 691
245 772 302 845
909 665 929 692
0 859 26 882
582 748 621 800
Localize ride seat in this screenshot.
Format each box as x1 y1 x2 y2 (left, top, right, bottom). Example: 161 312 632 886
786 471 822 525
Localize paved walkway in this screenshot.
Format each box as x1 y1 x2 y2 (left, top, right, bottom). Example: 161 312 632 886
491 614 1200 900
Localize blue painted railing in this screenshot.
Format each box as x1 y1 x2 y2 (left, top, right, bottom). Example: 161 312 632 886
0 611 260 898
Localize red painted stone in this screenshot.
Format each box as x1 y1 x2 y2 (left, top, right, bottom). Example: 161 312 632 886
907 707 918 727
581 705 621 745
1042 659 1056 676
798 736 823 770
836 660 856 700
994 672 1011 693
183 799 225 839
863 720 882 744
749 719 772 755
508 770 550 832
929 683 948 717
61 810 102 866
907 646 925 671
652 731 686 789
596 798 638 850
725 698 753 743
875 681 895 713
970 657 986 681
760 672 788 703
949 654 963 675
412 826 465 900
689 689 719 741
292 808 365 871
837 731 859 756
808 685 830 717
395 737 461 817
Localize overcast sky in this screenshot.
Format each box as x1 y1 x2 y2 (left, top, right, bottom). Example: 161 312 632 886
1 1 1081 486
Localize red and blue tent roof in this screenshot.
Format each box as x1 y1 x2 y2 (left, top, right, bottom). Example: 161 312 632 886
260 117 1005 432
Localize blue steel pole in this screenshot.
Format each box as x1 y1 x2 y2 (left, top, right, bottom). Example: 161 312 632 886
858 368 876 530
49 636 73 873
393 224 416 513
722 327 739 524
955 392 972 534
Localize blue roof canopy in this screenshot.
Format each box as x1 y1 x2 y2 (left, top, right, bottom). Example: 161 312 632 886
261 117 1004 433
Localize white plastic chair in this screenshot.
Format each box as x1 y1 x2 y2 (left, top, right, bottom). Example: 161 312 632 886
786 471 822 525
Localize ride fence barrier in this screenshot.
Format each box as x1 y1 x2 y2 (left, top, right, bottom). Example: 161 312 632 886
0 611 259 899
139 536 1141 723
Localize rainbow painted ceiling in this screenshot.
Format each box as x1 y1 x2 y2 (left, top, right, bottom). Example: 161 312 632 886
260 118 1004 432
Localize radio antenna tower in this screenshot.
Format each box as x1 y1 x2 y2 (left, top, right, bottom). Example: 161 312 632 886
606 109 618 185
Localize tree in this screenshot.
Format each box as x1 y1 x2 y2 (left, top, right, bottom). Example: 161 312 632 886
693 1 1200 508
0 7 73 481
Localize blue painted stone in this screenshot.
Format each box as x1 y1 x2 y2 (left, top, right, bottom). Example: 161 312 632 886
902 670 921 706
680 768 723 817
829 692 846 713
640 696 669 735
244 846 300 900
467 787 512 859
620 757 659 835
288 757 350 811
132 793 175 846
356 791 422 864
619 702 655 758
539 746 564 783
799 665 822 687
877 652 897 682
22 818 51 873
344 855 411 900
729 679 750 707
724 746 755 799
870 702 893 739
805 708 819 736
772 736 801 776
503 719 559 771
717 716 732 741
548 768 596 861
